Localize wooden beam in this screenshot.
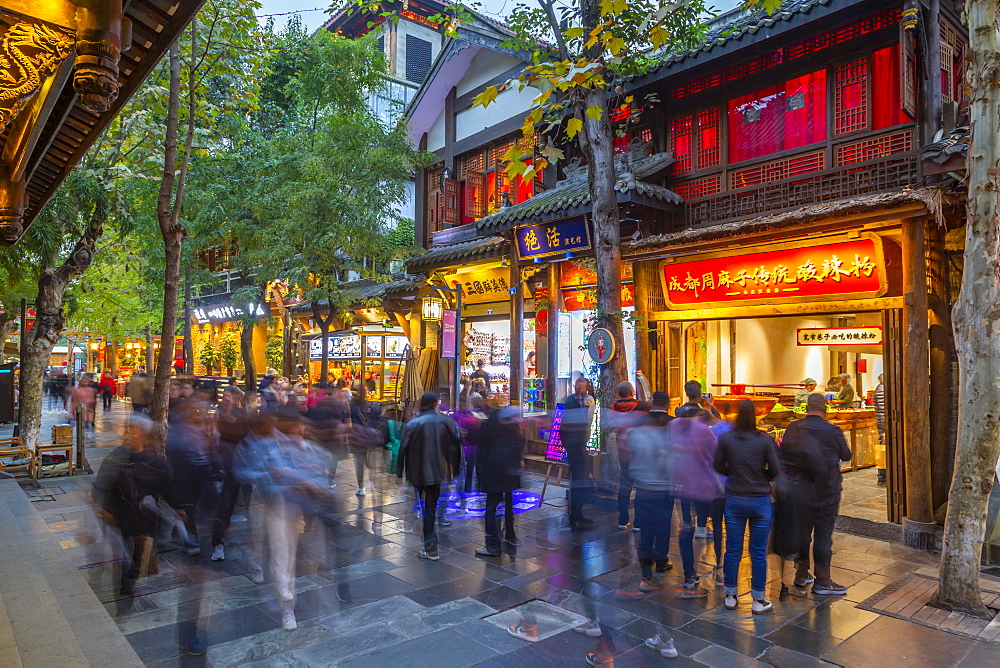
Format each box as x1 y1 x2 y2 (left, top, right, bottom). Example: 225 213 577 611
0 0 77 30
901 217 933 524
648 296 904 322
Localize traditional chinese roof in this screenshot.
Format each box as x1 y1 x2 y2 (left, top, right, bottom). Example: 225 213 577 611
627 189 947 256
1 0 208 244
405 235 507 273
921 127 969 166
291 277 425 314
476 152 681 234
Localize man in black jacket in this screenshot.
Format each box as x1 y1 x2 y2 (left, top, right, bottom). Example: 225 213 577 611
561 376 595 530
788 394 853 595
397 392 462 560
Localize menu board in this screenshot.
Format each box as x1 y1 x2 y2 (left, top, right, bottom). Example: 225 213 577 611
328 334 362 360
384 336 408 359
544 404 567 463
364 337 384 358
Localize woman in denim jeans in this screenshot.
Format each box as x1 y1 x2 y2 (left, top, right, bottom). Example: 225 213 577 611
713 400 781 614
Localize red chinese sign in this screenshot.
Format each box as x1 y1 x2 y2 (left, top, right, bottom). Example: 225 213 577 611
563 283 635 312
659 237 886 309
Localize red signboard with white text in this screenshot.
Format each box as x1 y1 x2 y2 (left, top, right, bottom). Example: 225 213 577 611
659 237 886 309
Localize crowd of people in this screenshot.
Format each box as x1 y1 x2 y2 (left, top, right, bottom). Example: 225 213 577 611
85 368 854 660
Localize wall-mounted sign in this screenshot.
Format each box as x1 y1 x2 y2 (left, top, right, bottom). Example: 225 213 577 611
797 326 883 346
586 327 616 365
441 309 457 359
365 337 383 358
560 260 632 288
444 267 511 305
309 334 362 360
193 303 267 323
563 283 634 312
660 237 886 309
384 336 409 359
516 214 592 261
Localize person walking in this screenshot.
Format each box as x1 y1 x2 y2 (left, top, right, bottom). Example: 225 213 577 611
784 394 853 596
562 376 596 530
126 369 151 414
211 386 251 563
98 371 117 413
611 382 641 531
475 405 524 557
396 392 462 560
165 392 215 556
349 385 384 495
627 391 676 592
714 399 781 614
69 375 98 432
670 405 722 598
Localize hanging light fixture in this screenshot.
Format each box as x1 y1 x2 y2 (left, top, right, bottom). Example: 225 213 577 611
421 296 444 321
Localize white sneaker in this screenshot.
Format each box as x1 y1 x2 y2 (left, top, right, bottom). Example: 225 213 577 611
281 607 297 631
356 487 366 496
725 594 738 610
211 545 225 562
572 619 602 637
278 585 294 602
752 599 773 614
645 634 678 658
694 526 707 539
249 566 265 585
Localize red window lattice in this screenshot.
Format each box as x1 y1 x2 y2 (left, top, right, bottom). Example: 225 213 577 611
696 109 720 168
670 116 694 173
729 150 825 189
785 7 902 60
669 7 902 102
610 104 631 123
674 175 722 200
836 130 913 166
461 152 484 179
614 128 652 155
835 59 869 134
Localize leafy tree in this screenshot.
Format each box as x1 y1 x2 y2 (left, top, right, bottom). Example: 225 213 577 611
265 334 284 370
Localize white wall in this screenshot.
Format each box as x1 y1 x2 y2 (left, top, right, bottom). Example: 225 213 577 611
455 85 537 143
393 21 444 79
456 50 522 96
427 111 446 152
733 316 833 388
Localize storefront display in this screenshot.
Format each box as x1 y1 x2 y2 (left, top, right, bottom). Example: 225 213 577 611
308 330 408 402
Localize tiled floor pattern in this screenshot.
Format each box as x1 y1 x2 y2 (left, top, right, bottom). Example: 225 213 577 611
5 402 996 667
838 469 888 524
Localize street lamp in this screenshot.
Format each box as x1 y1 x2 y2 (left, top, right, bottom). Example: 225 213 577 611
421 296 444 322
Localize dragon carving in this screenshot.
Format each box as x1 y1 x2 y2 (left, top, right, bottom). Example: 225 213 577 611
0 22 73 130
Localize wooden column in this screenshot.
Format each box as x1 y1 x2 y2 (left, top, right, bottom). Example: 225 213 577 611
901 217 934 528
927 221 954 511
546 261 561 409
633 261 652 390
509 245 523 406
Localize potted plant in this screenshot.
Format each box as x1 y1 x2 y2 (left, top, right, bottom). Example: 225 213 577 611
219 332 239 376
199 340 219 376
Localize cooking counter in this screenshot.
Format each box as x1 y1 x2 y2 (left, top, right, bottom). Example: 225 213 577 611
761 409 878 471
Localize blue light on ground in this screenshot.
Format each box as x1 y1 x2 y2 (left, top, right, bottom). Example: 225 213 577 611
414 489 543 518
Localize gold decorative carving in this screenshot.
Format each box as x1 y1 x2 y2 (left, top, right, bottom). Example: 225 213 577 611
0 22 73 130
73 4 131 114
520 265 543 283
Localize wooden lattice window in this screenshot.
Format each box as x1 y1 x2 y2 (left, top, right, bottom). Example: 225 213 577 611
836 129 913 166
901 25 917 118
670 109 720 173
463 171 486 220
835 59 868 134
729 150 826 189
940 21 966 105
461 152 484 180
674 175 722 200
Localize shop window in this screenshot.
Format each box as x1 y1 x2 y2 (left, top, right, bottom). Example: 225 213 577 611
871 44 911 129
727 70 827 164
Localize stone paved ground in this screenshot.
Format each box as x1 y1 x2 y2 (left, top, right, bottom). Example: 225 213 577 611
4 400 996 667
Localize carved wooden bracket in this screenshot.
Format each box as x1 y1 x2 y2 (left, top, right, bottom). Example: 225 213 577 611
73 0 132 114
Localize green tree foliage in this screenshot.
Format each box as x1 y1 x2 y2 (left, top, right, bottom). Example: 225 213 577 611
199 339 220 374
219 332 239 372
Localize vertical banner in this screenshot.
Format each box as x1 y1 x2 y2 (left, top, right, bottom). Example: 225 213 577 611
441 309 457 359
545 403 567 462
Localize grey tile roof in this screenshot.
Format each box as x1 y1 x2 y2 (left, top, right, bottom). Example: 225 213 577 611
921 127 969 165
651 0 833 72
476 152 680 234
404 236 507 273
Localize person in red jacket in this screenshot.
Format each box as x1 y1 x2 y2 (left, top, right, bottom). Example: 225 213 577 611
611 382 642 531
98 371 117 413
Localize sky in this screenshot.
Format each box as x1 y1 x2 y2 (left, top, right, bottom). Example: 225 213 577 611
255 0 745 33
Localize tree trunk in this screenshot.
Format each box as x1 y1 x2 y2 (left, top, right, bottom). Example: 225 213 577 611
0 315 15 364
241 318 256 393
934 0 1000 619
19 202 106 452
316 309 333 384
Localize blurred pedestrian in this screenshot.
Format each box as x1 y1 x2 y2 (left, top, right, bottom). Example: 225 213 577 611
165 391 215 556
626 391 676 592
714 399 780 614
396 392 461 561
349 384 384 495
873 373 886 486
474 405 524 557
69 374 97 432
562 376 596 530
98 371 117 413
126 368 151 414
611 381 641 531
784 394 852 596
211 386 251 563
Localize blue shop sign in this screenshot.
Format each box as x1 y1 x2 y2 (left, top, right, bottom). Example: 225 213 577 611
516 214 592 261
